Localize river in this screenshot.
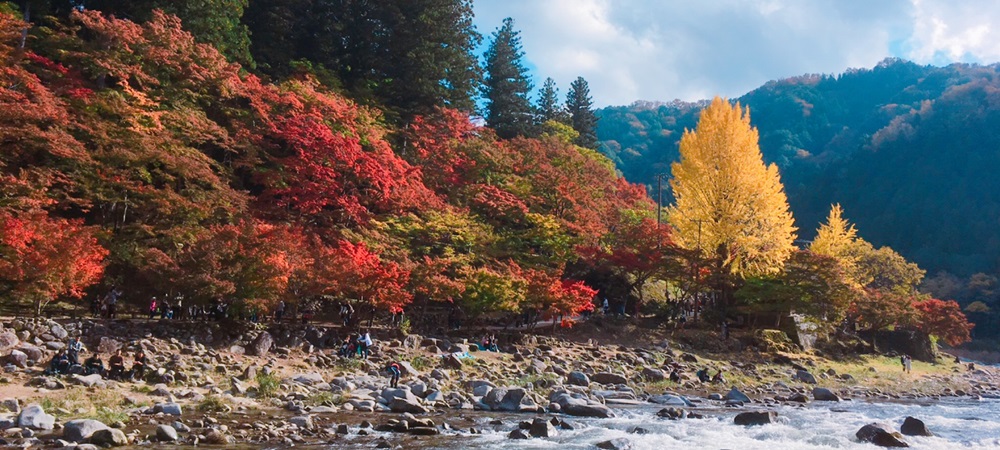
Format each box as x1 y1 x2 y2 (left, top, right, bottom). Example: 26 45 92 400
352 397 1000 449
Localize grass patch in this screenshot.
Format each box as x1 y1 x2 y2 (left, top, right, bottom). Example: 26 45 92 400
255 372 281 399
335 357 365 371
90 407 128 424
409 355 433 371
197 395 232 413
307 391 345 406
130 384 152 394
29 388 130 421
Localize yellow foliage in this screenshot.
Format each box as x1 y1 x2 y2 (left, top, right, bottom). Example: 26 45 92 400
811 203 860 276
667 97 796 277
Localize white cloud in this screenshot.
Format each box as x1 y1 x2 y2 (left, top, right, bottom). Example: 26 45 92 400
474 0 1000 107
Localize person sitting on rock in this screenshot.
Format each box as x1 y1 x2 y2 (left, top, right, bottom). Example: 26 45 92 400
84 352 105 376
669 368 681 383
108 349 126 380
48 350 71 375
711 370 726 384
696 367 710 383
337 336 354 358
385 361 401 388
131 349 147 380
487 334 499 352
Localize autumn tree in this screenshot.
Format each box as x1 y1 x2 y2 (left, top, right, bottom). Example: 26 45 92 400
566 76 598 149
668 97 797 279
0 210 107 315
810 204 860 275
482 17 534 139
913 298 973 346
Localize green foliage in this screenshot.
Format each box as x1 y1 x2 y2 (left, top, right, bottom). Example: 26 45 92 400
408 355 432 371
482 17 534 139
255 372 280 399
197 395 232 412
566 77 598 149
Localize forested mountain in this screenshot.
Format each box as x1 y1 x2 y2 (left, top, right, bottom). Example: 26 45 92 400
599 58 1000 280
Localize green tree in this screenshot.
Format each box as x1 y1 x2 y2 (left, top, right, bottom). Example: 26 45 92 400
566 76 598 149
482 17 534 139
667 97 797 278
536 77 566 124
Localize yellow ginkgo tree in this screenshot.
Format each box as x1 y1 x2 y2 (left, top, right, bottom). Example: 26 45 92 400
668 97 797 279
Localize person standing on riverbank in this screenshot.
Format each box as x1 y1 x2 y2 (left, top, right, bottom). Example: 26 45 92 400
386 361 401 388
903 355 912 373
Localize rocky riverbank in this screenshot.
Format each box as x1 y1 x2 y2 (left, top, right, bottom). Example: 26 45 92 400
0 317 998 448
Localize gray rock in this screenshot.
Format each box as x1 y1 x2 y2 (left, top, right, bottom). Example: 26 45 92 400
0 332 18 352
50 324 68 340
251 332 274 356
794 369 818 384
641 367 666 382
17 345 43 362
2 398 19 413
72 374 106 388
291 373 325 386
656 407 686 420
591 372 628 385
155 425 178 442
508 429 530 439
724 387 751 403
63 419 110 442
17 404 54 430
289 415 314 430
856 422 909 447
812 387 841 401
900 417 932 437
734 411 777 426
550 392 614 418
596 438 634 449
46 341 66 351
88 428 128 447
6 350 27 368
567 371 590 386
203 429 231 445
390 397 428 414
97 337 121 355
153 402 182 416
529 418 557 438
649 394 694 406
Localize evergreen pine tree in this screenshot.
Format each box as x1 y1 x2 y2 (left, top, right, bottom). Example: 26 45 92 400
536 77 567 124
566 76 598 149
482 17 534 139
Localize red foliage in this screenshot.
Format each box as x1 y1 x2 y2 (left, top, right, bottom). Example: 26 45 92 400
406 108 479 192
523 268 596 321
0 209 107 311
913 298 974 346
319 240 413 313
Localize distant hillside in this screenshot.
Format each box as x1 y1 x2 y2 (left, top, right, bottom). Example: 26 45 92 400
598 58 1000 278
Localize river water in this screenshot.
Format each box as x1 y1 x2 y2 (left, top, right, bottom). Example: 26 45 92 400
403 398 1000 449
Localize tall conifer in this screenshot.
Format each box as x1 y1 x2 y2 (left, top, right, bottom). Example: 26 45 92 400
566 76 598 149
482 17 534 139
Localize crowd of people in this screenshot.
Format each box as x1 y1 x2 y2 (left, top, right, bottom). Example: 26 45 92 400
46 337 148 381
337 330 375 359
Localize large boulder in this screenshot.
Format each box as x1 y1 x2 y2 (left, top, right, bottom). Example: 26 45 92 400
900 417 932 437
50 324 68 340
89 428 128 447
649 394 694 406
155 424 179 442
153 402 182 416
251 332 274 356
529 417 557 438
566 371 590 386
794 370 817 384
72 374 106 388
724 387 751 403
6 349 27 368
0 331 19 353
596 438 633 450
550 392 614 418
641 367 666 382
290 373 325 386
17 345 44 362
390 396 428 414
856 423 909 447
591 372 628 385
17 404 55 430
97 337 122 355
812 387 841 401
63 419 111 443
734 411 777 426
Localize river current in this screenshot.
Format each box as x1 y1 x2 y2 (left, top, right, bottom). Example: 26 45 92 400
410 398 1000 449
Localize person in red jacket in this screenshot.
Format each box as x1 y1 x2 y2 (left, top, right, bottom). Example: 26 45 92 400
386 361 401 388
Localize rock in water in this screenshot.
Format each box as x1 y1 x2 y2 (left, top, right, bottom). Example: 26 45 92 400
89 428 128 447
63 419 110 443
155 425 179 442
656 407 686 420
734 411 777 426
508 429 530 439
390 397 428 414
17 404 55 430
724 387 751 403
529 418 557 438
856 423 909 447
900 417 932 436
812 387 841 401
596 438 633 450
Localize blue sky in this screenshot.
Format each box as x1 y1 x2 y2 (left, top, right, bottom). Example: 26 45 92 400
473 0 1000 107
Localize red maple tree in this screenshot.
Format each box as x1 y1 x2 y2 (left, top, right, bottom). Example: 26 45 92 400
913 298 974 346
